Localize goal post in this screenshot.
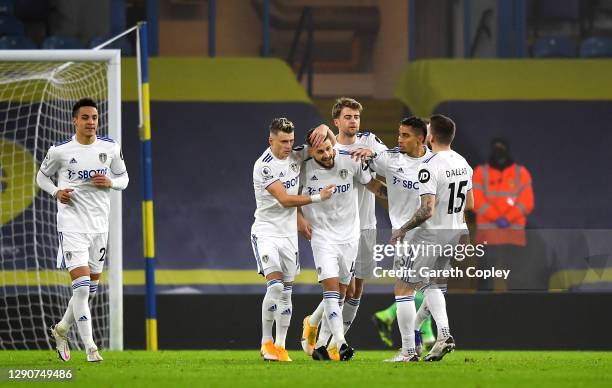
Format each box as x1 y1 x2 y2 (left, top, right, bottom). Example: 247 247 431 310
0 49 123 350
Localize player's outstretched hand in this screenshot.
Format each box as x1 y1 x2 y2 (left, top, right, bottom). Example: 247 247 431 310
389 229 406 245
350 148 374 161
309 124 330 148
91 173 112 188
320 184 336 201
55 188 74 204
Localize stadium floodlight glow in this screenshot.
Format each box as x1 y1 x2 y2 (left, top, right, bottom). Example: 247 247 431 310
0 49 123 351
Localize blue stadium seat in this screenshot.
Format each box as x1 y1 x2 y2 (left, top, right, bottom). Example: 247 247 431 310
41 35 83 49
0 15 23 35
579 37 612 58
0 35 36 49
533 36 576 58
0 0 15 15
89 36 133 56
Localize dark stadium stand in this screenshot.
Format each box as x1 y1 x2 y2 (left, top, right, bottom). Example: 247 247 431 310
579 36 612 57
533 36 577 57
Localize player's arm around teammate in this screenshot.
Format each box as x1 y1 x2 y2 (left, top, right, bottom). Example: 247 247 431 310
251 119 336 362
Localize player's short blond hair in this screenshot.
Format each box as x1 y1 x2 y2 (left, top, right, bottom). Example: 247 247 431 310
332 97 362 119
269 118 294 134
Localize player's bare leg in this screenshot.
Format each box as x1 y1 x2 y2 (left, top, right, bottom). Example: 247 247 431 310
261 272 283 361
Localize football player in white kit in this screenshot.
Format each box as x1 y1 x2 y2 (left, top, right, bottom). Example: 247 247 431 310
388 114 473 362
300 97 388 358
36 98 129 362
251 118 335 362
352 117 434 353
299 128 387 361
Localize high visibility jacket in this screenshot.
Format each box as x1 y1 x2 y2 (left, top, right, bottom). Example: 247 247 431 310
473 163 534 246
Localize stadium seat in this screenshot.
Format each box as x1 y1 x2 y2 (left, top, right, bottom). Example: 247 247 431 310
89 36 133 56
41 35 83 49
0 0 15 15
579 37 612 58
0 15 24 35
532 36 576 58
0 35 36 49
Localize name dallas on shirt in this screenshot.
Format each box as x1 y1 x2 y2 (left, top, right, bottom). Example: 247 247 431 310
446 167 468 178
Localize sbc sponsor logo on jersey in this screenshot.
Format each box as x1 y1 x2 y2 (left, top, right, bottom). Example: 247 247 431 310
77 168 109 180
306 183 351 195
392 176 419 190
283 176 298 189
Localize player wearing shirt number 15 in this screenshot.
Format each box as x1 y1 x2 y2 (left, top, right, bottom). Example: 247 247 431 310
388 115 473 363
36 98 129 363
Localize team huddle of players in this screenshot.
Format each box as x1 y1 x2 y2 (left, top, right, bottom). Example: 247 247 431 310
251 98 473 362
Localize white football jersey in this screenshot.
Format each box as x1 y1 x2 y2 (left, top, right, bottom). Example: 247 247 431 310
251 146 307 238
370 146 432 230
300 150 372 245
39 135 127 233
334 132 387 229
416 150 473 230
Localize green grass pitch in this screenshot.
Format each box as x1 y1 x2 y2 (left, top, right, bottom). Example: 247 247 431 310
2 350 611 387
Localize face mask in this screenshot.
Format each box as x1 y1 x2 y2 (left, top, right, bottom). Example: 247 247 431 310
489 146 513 169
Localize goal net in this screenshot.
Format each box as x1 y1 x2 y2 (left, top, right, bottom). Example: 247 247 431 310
0 50 123 351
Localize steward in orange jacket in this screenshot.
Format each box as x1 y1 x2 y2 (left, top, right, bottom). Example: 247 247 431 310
473 138 534 246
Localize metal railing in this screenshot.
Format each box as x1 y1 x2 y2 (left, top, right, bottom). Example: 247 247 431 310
287 7 314 96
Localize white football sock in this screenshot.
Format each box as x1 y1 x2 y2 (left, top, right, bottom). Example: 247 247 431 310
316 313 332 348
309 300 324 326
71 276 96 349
275 284 292 348
57 298 74 333
89 279 99 298
261 279 283 344
414 299 430 330
88 279 99 309
322 291 346 347
424 286 451 339
396 295 416 357
342 297 360 334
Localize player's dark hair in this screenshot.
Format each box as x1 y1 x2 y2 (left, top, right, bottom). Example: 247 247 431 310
332 97 362 119
305 127 330 147
72 98 98 117
400 116 427 140
429 114 456 145
269 118 295 134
